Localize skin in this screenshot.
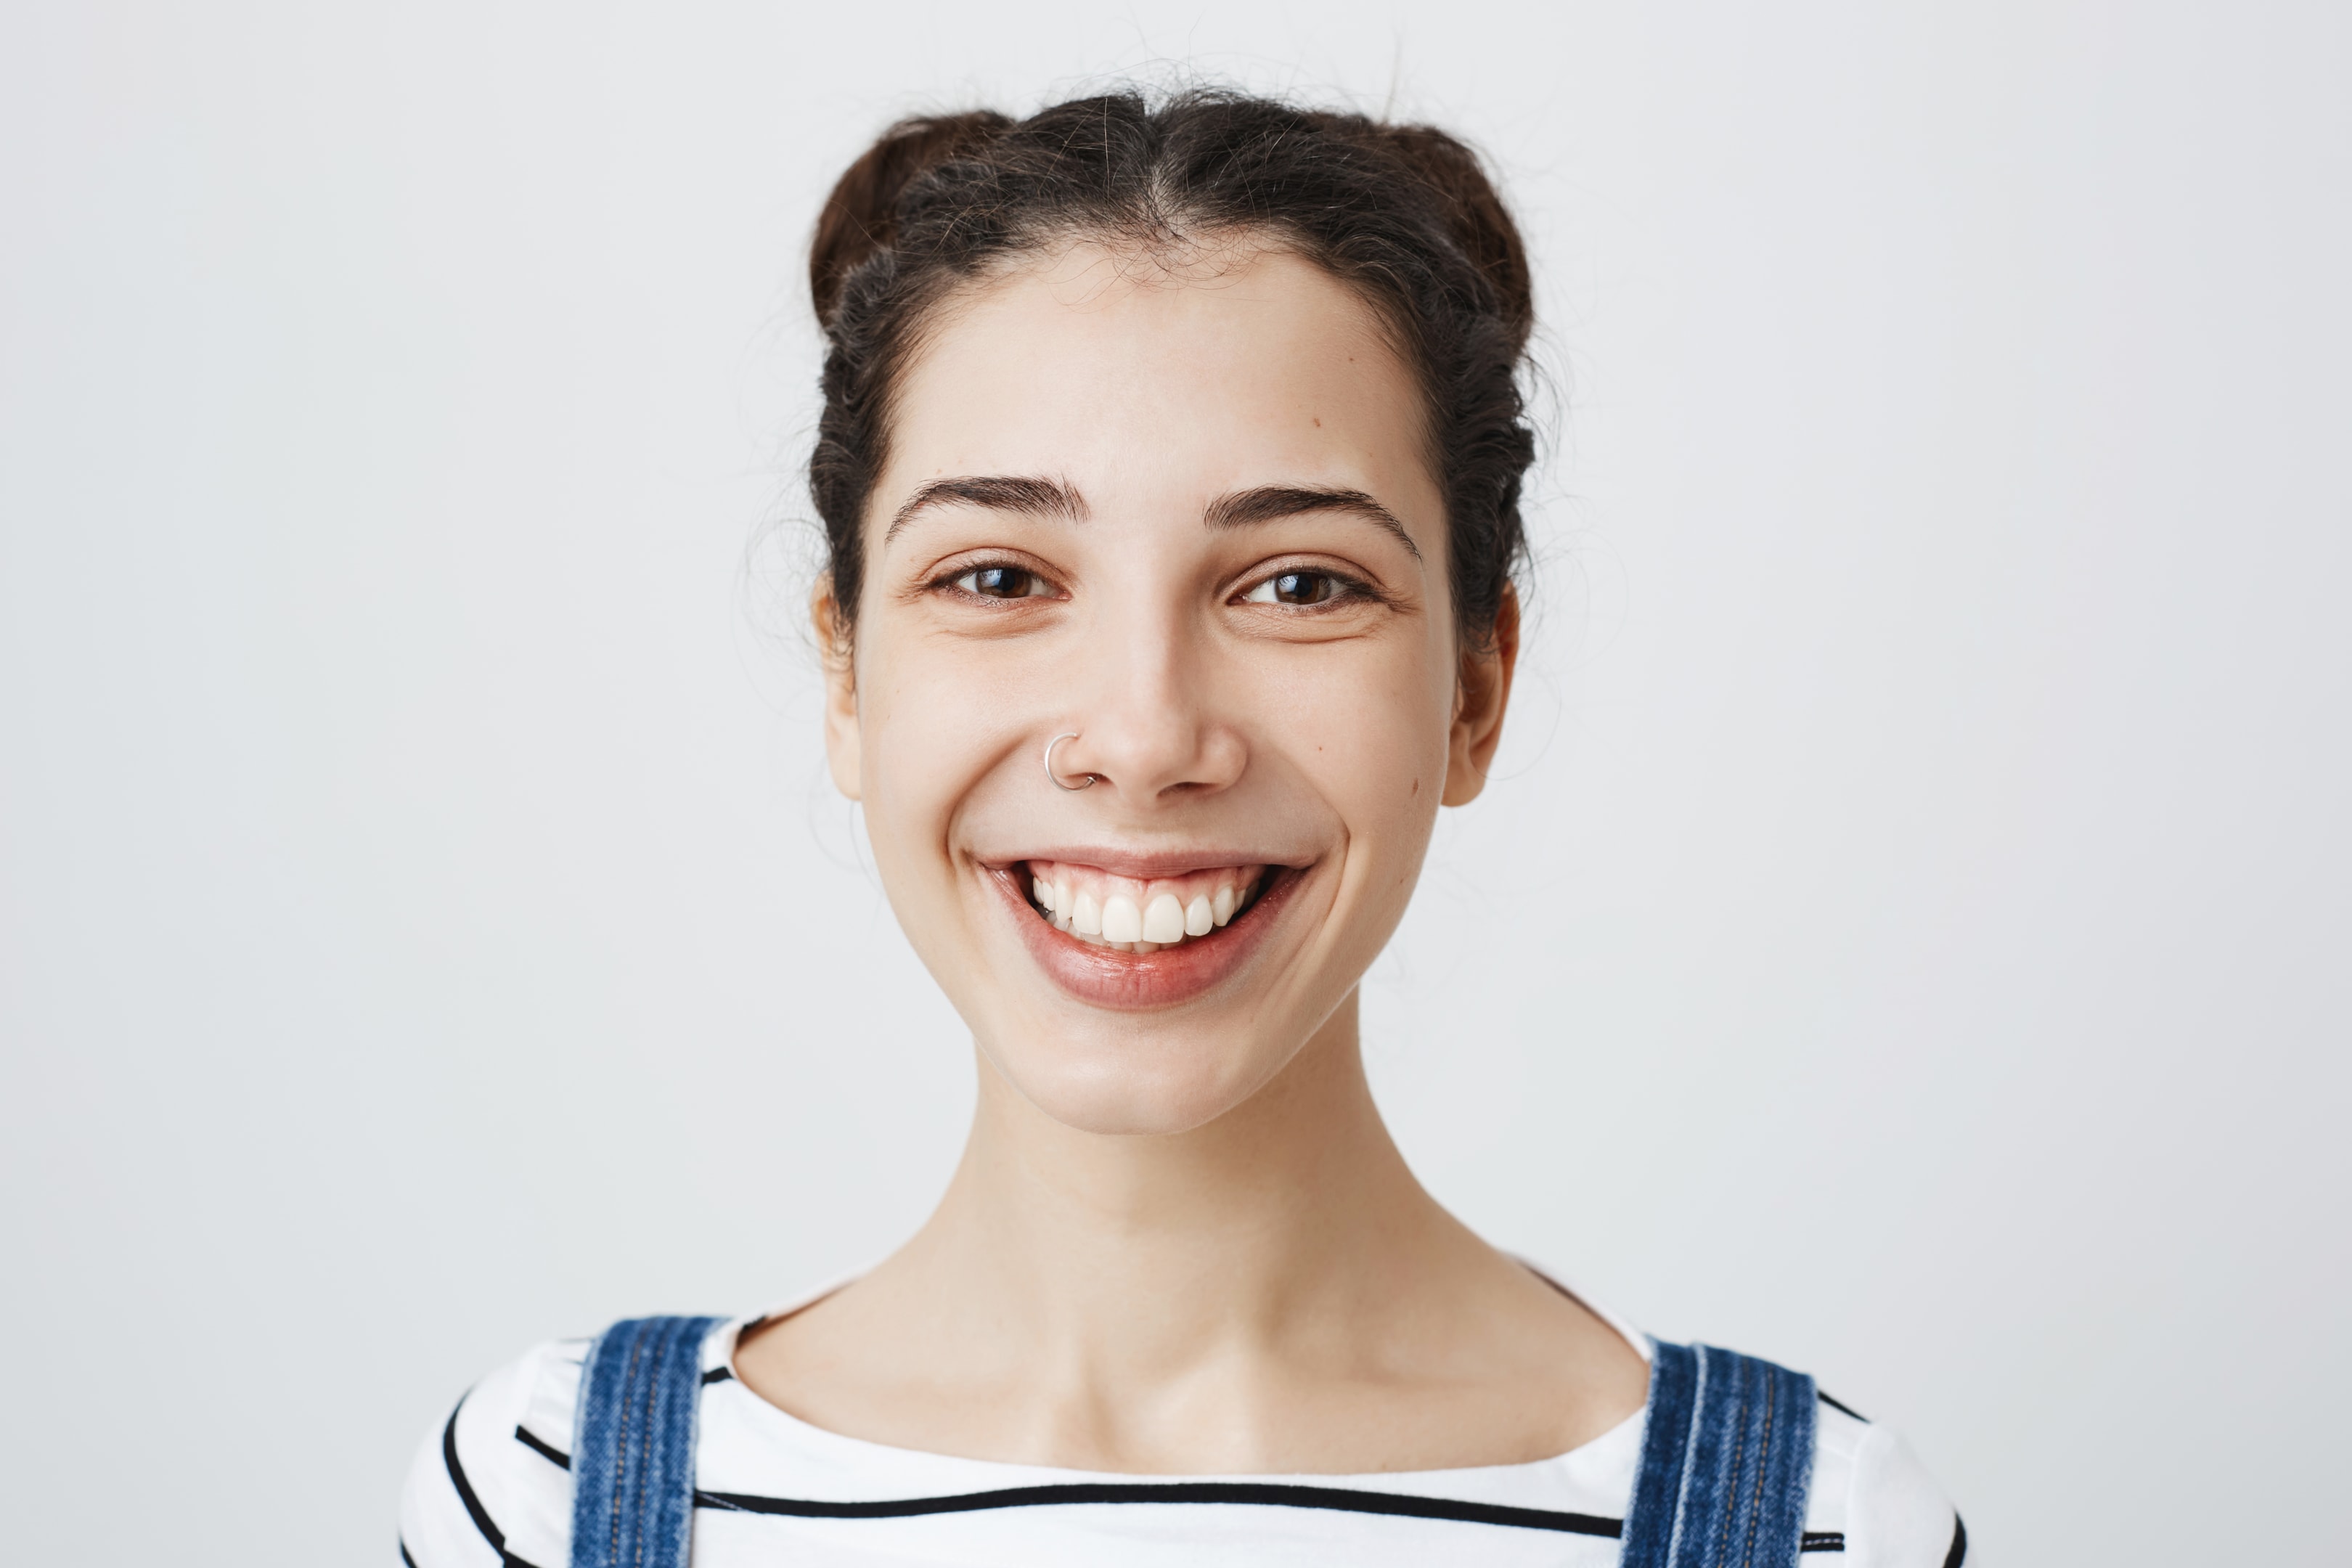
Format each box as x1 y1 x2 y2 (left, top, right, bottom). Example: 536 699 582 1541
735 240 1647 1474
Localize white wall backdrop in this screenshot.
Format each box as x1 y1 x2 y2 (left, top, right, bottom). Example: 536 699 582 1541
4 2 2345 1563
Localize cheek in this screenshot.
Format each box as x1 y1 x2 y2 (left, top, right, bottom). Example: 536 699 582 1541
852 641 1000 872
1260 642 1455 838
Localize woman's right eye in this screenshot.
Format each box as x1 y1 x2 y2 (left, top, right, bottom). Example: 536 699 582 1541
949 565 1051 599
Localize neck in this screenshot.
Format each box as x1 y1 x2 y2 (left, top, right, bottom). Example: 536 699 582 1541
737 989 1650 1471
899 991 1468 1376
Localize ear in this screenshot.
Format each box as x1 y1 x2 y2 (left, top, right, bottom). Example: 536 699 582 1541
1441 581 1519 807
813 578 862 801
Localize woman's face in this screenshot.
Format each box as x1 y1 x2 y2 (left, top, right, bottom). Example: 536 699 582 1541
822 242 1514 1135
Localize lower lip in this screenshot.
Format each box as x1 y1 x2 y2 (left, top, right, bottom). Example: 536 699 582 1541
996 865 1299 1011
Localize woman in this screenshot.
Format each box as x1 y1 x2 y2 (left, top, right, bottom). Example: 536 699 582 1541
401 89 1962 1568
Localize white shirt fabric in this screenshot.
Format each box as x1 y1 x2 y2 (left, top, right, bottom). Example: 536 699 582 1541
399 1287 1962 1568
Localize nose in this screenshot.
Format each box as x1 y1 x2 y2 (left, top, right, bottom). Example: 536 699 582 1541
1053 611 1246 808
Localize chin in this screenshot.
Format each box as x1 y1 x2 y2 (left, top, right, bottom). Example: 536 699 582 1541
982 1026 1299 1136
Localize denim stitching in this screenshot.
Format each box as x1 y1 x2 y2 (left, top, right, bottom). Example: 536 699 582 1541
1713 1357 1749 1568
1740 1366 1776 1568
1665 1346 1708 1567
632 1330 660 1568
611 1330 647 1568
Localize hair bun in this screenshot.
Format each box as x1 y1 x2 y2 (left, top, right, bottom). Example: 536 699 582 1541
1375 125 1532 352
810 112 1011 329
806 90 1539 652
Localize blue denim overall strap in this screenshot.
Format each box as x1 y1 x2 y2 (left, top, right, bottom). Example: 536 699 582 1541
569 1315 725 1568
1620 1341 1818 1568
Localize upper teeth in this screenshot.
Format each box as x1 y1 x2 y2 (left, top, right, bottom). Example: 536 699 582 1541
1102 896 1143 943
1025 860 1266 952
1143 894 1185 944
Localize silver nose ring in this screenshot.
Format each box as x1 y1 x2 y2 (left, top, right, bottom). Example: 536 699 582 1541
1045 732 1095 791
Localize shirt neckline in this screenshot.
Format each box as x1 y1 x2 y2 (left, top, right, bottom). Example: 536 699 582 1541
705 1262 1654 1485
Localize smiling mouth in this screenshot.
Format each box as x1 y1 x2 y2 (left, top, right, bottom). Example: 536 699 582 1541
1020 859 1274 954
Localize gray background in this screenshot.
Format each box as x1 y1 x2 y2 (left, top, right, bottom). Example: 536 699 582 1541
4 1 2346 1563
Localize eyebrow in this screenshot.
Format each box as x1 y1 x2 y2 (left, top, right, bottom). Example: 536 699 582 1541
884 475 1087 544
883 475 1423 564
1204 486 1424 562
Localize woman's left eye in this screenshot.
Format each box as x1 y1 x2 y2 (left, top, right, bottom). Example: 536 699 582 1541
1241 570 1352 607
950 565 1052 598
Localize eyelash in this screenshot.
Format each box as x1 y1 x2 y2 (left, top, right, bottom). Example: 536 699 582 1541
925 560 1384 611
929 561 1060 601
1236 565 1383 609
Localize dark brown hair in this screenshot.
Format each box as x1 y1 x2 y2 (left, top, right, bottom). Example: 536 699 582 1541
808 89 1536 648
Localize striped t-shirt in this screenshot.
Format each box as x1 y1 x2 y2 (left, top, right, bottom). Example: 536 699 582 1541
399 1297 1964 1568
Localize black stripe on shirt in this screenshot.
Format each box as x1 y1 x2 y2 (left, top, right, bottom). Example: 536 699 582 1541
696 1479 1622 1536
1943 1514 1968 1568
513 1438 1618 1542
440 1395 550 1568
514 1426 571 1471
509 1429 1620 1540
441 1397 505 1554
1817 1391 1869 1421
701 1365 735 1385
517 1408 1844 1550
399 1538 419 1568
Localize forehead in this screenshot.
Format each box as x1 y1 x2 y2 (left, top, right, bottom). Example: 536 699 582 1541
881 243 1437 516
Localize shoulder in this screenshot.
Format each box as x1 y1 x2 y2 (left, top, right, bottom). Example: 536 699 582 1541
1808 1394 1968 1568
398 1336 589 1568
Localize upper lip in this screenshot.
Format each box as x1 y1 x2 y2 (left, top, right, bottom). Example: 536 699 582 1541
983 846 1308 881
